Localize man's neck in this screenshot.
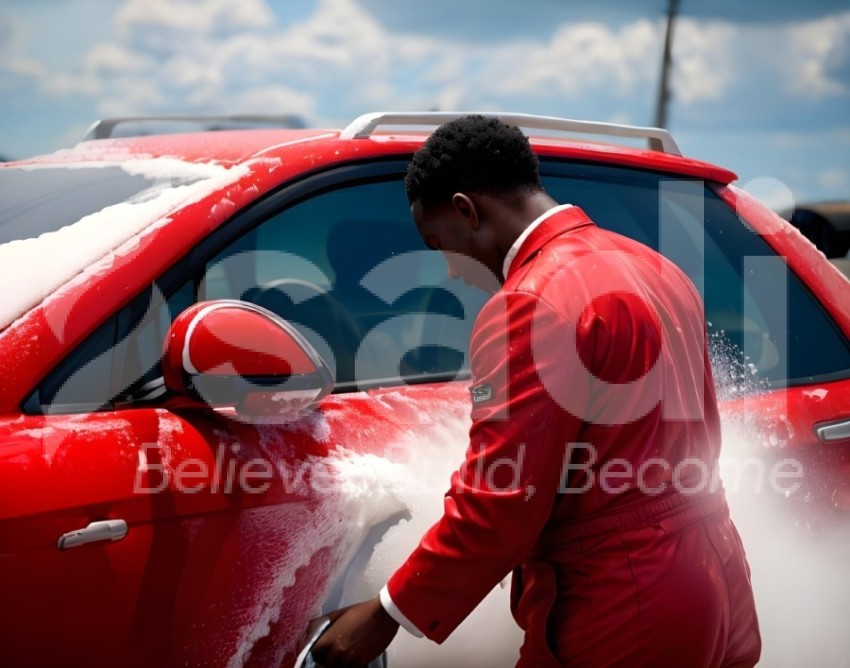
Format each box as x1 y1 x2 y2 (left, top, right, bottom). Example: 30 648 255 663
497 191 560 261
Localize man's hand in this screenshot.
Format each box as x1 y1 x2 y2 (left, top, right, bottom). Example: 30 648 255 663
310 597 399 668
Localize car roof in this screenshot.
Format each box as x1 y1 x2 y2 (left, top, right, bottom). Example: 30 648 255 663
6 112 738 185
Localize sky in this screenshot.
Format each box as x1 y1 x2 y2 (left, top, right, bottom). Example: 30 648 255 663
1 0 848 209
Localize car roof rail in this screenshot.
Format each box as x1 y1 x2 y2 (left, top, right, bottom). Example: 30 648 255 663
82 114 306 141
340 111 681 155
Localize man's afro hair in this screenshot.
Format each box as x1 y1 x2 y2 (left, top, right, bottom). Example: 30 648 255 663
404 115 542 208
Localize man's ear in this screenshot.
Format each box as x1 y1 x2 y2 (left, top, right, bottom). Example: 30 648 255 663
451 193 480 231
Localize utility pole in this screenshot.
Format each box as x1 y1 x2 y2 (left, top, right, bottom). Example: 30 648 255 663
654 0 680 129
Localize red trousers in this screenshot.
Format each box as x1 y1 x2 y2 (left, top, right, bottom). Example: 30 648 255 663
512 493 761 667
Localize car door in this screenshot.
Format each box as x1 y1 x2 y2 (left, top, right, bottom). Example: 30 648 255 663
0 403 248 667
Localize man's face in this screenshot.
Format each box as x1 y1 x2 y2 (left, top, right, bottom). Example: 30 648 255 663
411 197 501 293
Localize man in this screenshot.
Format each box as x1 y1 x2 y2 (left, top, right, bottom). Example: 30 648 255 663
312 115 761 667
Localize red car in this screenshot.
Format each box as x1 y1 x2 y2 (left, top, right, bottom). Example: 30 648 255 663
1 112 849 667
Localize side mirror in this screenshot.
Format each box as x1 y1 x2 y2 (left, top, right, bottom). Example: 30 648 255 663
162 300 334 422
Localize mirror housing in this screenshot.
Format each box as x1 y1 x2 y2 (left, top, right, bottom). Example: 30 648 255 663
162 300 334 422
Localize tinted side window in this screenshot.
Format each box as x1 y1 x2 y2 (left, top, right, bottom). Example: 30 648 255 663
202 178 487 388
540 161 850 389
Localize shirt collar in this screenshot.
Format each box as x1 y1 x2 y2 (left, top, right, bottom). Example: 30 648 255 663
502 204 573 279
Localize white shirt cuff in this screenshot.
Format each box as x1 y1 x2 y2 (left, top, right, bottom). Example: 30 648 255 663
379 585 424 638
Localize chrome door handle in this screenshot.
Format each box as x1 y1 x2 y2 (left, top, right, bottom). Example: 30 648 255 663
815 418 850 443
57 520 128 550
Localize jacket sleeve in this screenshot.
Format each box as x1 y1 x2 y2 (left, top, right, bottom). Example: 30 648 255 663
385 290 589 642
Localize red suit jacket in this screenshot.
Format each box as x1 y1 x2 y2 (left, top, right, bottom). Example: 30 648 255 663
387 207 761 667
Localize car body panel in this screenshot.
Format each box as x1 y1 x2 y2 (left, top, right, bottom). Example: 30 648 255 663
0 379 470 667
721 379 850 522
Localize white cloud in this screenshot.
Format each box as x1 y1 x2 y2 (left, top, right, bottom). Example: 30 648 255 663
434 84 466 113
85 43 155 74
787 12 850 97
96 79 166 116
3 56 48 80
672 20 737 104
818 167 848 189
231 85 316 117
43 72 102 96
0 12 46 87
116 0 275 41
483 20 660 97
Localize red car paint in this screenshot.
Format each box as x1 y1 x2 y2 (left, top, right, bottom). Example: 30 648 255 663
0 121 848 667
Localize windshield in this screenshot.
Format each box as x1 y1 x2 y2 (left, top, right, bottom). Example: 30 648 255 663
0 160 241 331
0 166 194 244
